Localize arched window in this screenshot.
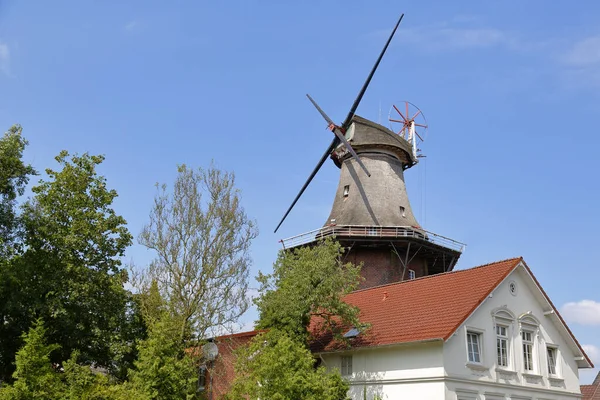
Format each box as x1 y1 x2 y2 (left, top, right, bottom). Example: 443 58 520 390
492 308 515 369
519 313 540 373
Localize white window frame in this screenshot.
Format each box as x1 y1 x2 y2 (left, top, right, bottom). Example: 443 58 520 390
341 355 352 376
519 314 540 374
546 345 559 377
492 308 515 370
522 330 535 372
466 330 483 364
408 269 416 280
495 324 509 368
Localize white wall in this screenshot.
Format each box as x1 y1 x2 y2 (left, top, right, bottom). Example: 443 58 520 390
443 264 582 399
322 341 445 400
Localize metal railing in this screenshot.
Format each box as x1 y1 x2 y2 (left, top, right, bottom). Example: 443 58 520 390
279 225 466 253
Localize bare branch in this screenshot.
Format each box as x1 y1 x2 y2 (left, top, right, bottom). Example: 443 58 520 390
138 163 258 341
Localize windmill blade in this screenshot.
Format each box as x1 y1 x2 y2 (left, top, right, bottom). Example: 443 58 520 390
274 138 338 233
306 94 336 126
275 13 404 233
306 94 371 177
341 13 404 130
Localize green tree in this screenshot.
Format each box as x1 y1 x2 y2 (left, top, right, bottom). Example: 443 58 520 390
128 313 198 400
226 330 349 400
0 321 143 400
227 239 363 399
0 319 65 400
0 151 137 380
255 238 365 341
136 279 166 326
62 352 143 400
138 164 258 342
0 125 35 257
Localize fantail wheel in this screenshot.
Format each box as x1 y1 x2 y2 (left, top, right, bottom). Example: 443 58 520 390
388 101 428 149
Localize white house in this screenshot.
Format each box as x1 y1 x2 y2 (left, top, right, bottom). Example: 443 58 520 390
311 257 593 400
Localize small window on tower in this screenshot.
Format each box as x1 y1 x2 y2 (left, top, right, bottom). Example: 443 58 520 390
343 185 350 197
400 206 406 217
408 269 416 280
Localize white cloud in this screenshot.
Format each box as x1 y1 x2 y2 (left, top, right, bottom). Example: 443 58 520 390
583 344 600 365
0 40 9 76
406 27 508 49
560 300 600 326
559 36 600 88
124 20 139 32
387 16 556 55
393 20 519 52
564 36 600 67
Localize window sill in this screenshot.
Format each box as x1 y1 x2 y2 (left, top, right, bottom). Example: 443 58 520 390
522 372 544 385
548 376 565 388
495 368 517 376
466 362 489 371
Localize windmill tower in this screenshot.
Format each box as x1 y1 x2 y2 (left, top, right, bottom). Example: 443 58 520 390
275 14 464 289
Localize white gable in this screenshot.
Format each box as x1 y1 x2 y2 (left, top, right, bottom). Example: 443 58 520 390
443 261 589 398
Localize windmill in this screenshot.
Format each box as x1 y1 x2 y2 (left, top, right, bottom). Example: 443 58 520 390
275 13 465 289
274 14 405 233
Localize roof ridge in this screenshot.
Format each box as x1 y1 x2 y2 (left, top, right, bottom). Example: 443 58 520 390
215 329 263 341
594 371 600 386
592 373 600 398
349 257 523 294
441 257 521 340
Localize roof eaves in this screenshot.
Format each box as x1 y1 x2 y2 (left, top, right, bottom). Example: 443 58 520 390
314 337 444 355
215 329 264 341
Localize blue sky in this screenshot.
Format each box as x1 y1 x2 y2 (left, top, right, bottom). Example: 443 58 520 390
1 0 599 383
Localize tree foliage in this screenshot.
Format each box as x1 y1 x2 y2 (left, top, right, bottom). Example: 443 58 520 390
128 313 198 400
0 320 144 400
255 238 365 341
0 125 35 257
0 150 137 379
138 164 258 341
228 239 363 399
0 320 63 400
226 330 349 400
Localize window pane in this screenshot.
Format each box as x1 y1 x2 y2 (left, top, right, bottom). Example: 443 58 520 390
341 356 352 376
497 337 508 367
467 332 481 363
547 348 556 375
495 325 509 368
523 343 533 371
496 325 507 336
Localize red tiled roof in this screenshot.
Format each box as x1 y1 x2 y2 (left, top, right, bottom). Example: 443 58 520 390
310 257 522 352
581 372 600 400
